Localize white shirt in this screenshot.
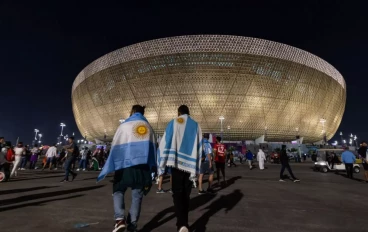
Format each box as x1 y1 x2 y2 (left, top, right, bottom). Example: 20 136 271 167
46 147 57 158
14 147 24 156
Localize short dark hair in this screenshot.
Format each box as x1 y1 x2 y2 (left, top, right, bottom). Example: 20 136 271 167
132 105 146 115
53 143 57 146
34 144 38 147
216 136 222 142
18 142 23 145
69 136 75 140
178 105 190 115
203 133 210 139
0 137 4 140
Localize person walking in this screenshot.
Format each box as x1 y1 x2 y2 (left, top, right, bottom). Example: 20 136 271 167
0 137 11 181
61 137 79 182
77 146 88 171
198 133 215 195
42 144 57 170
97 105 156 232
20 145 30 170
11 142 25 177
279 145 300 182
257 148 266 170
341 147 356 179
156 168 172 193
214 136 226 185
158 105 202 232
358 142 368 183
246 150 253 170
29 145 39 169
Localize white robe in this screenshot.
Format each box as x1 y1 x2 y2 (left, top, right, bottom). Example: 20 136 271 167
257 149 266 170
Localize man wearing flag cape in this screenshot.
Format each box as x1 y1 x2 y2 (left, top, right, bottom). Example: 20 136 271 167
158 105 202 232
97 105 156 232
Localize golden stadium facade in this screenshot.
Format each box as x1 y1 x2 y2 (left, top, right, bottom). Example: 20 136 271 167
71 35 346 143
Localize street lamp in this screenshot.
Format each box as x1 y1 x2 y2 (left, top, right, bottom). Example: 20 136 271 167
219 116 225 142
34 129 39 140
354 135 358 147
38 133 42 144
343 139 346 144
340 132 343 145
60 123 66 136
227 125 231 142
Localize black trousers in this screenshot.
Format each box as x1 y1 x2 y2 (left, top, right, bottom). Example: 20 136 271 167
171 168 192 230
345 163 354 178
280 163 297 179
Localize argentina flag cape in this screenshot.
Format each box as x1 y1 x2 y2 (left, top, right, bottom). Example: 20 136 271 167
97 113 156 182
158 114 202 177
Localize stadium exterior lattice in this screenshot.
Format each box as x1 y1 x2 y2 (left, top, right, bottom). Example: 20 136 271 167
72 35 346 143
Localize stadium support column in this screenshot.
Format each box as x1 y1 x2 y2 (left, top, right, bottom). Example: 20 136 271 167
255 135 265 145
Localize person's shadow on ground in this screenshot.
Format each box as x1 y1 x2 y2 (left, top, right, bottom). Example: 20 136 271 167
334 172 365 183
139 176 241 232
190 189 244 232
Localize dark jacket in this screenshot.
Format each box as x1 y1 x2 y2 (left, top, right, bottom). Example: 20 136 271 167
113 164 152 194
280 149 289 164
358 146 367 159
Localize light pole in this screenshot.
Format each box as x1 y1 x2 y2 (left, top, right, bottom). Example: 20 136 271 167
219 116 225 142
340 132 343 145
354 135 358 148
34 129 39 140
38 133 42 144
227 125 231 142
60 123 66 136
343 139 346 145
296 127 301 162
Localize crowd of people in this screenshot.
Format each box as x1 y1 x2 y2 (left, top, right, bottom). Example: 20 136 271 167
0 137 111 182
1 104 367 232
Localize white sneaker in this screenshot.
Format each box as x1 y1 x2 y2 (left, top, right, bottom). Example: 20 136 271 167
279 179 286 182
83 169 86 171
77 169 80 171
54 168 58 170
179 226 189 232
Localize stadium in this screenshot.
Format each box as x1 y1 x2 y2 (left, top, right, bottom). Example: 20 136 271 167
71 35 346 143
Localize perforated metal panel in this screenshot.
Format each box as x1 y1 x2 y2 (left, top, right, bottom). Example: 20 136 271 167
71 35 346 143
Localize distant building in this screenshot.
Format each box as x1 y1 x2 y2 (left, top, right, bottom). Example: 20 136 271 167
72 35 345 143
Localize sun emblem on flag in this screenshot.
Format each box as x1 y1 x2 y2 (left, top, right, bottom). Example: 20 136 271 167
133 123 149 139
177 117 185 124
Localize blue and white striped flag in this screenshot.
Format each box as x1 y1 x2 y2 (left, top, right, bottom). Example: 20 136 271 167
97 113 156 182
158 114 202 177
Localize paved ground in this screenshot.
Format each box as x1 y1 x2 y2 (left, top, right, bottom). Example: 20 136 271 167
1 162 368 232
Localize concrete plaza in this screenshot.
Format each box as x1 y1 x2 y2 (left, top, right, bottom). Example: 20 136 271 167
1 162 367 232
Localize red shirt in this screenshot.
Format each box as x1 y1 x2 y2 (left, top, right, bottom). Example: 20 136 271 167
214 143 226 163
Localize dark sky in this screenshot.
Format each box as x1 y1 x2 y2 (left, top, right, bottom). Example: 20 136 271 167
0 1 367 145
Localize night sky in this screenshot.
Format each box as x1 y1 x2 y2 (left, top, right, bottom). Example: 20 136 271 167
1 1 367 145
